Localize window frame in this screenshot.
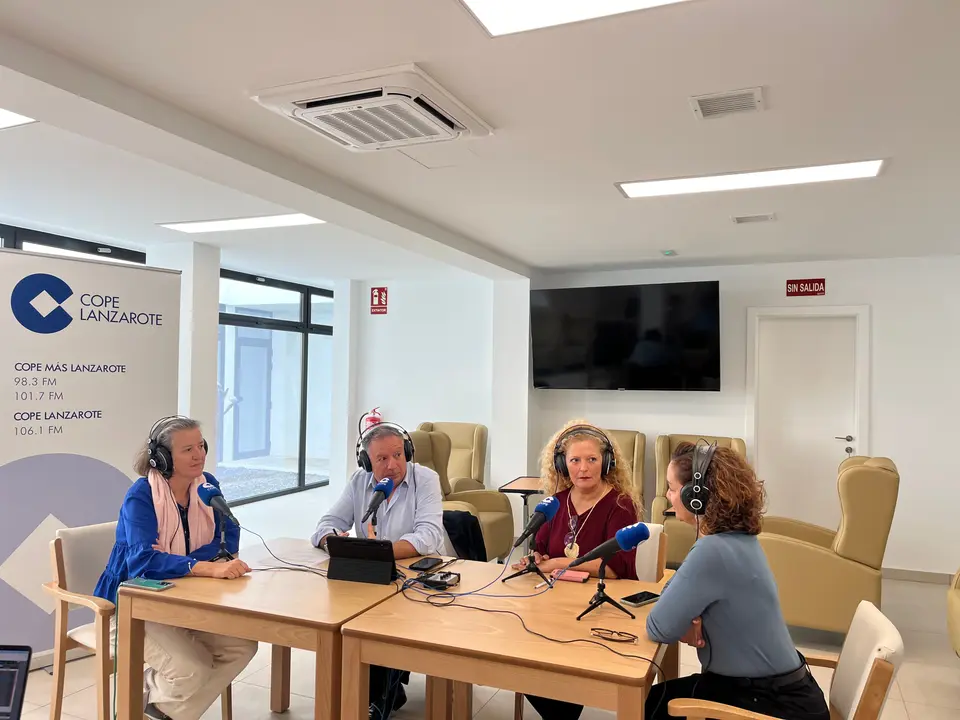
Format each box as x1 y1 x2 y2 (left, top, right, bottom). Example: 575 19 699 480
218 268 334 506
0 224 147 263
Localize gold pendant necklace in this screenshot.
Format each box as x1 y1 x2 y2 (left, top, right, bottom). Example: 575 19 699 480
564 486 609 560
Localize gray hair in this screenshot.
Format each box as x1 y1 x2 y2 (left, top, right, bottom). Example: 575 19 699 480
362 424 405 451
134 416 202 476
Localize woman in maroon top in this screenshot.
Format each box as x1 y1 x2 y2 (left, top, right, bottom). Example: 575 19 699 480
518 420 643 720
512 420 642 580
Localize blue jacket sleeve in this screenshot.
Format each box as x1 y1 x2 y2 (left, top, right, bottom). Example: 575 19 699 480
645 539 721 643
188 474 240 560
121 484 195 580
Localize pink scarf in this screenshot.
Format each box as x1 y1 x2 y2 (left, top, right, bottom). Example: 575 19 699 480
148 469 216 555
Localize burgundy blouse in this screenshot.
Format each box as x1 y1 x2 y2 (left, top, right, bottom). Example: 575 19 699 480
534 487 639 580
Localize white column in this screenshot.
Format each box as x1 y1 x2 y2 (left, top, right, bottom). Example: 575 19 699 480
490 277 533 533
146 242 221 468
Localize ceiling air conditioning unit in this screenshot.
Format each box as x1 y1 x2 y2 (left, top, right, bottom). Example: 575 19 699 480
252 63 491 152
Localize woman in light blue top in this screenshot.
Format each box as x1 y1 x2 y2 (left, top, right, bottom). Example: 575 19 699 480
645 441 829 720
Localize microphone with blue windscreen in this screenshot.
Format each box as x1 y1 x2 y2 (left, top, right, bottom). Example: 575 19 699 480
513 495 560 549
567 522 650 569
198 482 239 525
361 478 395 523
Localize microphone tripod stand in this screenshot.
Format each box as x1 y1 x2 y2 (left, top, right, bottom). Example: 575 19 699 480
501 553 551 586
212 516 235 562
576 558 634 621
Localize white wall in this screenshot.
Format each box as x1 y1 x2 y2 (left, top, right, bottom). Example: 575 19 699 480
533 256 960 575
353 275 495 461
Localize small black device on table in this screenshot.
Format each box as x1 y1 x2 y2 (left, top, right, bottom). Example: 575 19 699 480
621 590 660 608
0 645 32 720
326 536 398 585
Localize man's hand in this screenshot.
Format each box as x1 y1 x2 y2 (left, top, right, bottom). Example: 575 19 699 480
680 617 705 648
321 531 349 550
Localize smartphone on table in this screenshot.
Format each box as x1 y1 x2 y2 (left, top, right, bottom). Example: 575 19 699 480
621 590 659 608
409 556 445 572
120 577 175 591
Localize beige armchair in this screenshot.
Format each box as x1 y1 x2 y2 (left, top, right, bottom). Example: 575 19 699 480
417 422 488 493
653 434 747 566
409 429 514 561
759 456 900 634
949 567 960 657
603 429 645 503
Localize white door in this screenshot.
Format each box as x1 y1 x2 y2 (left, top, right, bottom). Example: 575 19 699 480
752 313 865 531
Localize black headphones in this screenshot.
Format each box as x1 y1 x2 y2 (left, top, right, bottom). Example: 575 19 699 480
553 424 616 478
356 422 414 473
680 440 718 516
147 416 209 480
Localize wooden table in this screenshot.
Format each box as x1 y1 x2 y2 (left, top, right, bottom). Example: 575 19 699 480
341 559 679 720
498 476 544 552
115 538 400 720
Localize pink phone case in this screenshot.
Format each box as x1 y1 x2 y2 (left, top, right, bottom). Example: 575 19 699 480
552 569 590 583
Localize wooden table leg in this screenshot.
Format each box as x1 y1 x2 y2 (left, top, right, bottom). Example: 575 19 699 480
271 645 291 713
452 681 473 720
425 676 452 720
340 636 367 720
662 642 680 682
618 685 645 720
116 594 144 720
315 629 342 720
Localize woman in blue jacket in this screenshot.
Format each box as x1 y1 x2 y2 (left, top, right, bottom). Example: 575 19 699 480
94 416 257 720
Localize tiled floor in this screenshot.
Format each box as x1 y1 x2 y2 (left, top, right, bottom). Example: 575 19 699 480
24 577 957 719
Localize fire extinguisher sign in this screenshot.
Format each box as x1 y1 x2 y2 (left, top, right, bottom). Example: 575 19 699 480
370 286 388 315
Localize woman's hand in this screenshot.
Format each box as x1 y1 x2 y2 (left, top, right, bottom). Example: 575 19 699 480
538 556 571 574
511 552 546 571
680 617 705 648
191 558 251 579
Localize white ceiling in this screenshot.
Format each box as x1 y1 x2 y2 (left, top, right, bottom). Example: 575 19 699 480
0 120 458 283
0 0 957 270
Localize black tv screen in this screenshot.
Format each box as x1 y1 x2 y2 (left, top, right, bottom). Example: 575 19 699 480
530 281 721 391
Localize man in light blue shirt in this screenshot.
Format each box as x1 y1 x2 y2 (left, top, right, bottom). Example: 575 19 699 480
312 423 444 718
311 423 444 559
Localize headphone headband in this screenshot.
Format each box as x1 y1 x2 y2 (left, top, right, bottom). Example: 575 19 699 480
553 424 616 480
356 421 415 472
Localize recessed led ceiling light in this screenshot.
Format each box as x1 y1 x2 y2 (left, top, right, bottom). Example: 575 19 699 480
459 0 695 36
0 108 36 130
159 213 325 234
618 160 884 199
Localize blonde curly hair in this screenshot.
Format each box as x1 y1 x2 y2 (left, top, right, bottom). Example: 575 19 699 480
539 419 643 518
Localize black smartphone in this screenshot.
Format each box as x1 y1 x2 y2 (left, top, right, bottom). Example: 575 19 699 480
409 556 444 572
621 590 660 608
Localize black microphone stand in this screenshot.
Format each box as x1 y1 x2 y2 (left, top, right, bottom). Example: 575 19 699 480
212 515 235 562
502 553 552 586
576 558 634 621
371 507 379 538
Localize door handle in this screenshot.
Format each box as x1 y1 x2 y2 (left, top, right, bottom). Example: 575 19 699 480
835 435 854 442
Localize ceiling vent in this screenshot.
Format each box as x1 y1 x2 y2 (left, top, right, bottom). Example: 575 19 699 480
690 87 764 120
732 213 776 224
252 64 492 152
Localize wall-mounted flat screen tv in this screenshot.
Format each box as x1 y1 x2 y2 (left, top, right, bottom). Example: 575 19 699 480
530 281 721 391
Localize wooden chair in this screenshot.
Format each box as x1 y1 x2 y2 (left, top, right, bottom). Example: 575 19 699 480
667 600 903 720
43 522 233 720
513 524 667 720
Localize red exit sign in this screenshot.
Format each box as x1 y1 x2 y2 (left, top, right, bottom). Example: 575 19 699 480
786 278 825 297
